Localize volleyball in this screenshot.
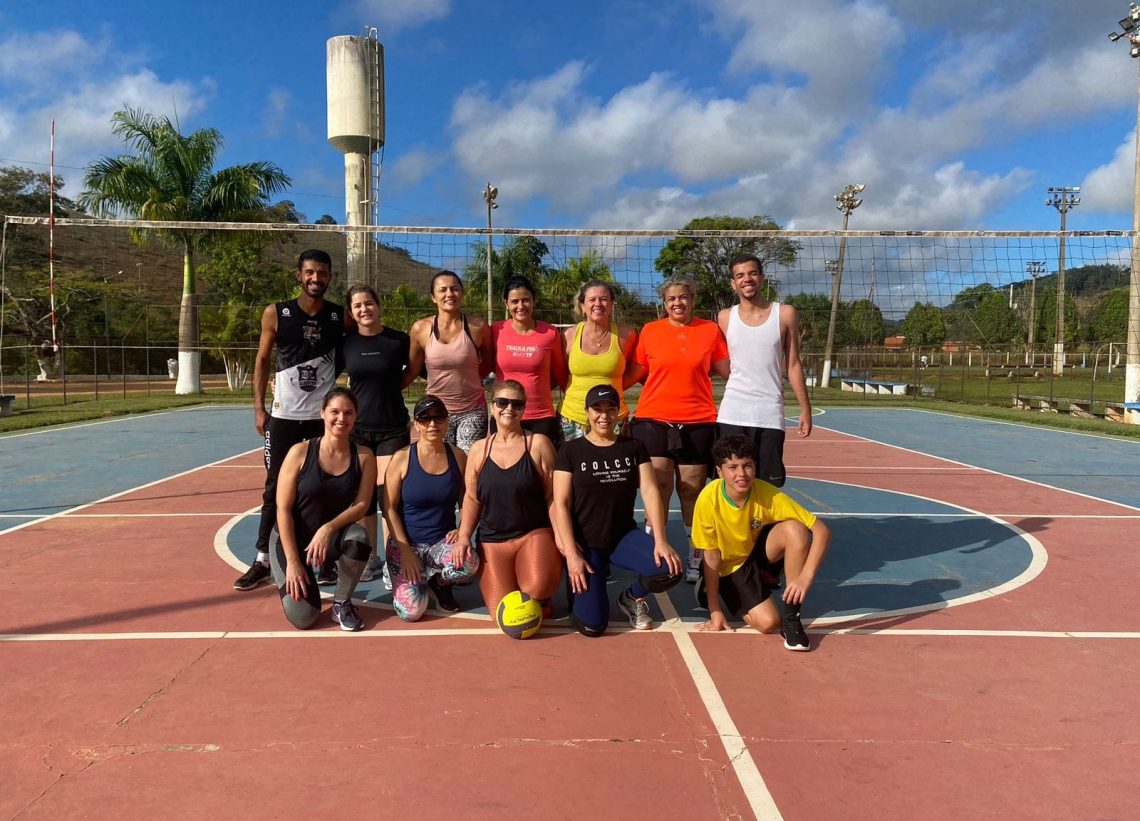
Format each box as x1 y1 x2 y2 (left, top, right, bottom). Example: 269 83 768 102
495 590 542 639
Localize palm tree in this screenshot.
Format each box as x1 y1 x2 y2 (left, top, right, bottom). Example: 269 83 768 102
79 108 291 393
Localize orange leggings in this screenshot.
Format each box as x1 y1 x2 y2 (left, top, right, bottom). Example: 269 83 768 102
480 528 563 623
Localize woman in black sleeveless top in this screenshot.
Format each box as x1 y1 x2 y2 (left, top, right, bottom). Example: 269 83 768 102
270 387 377 631
454 380 563 624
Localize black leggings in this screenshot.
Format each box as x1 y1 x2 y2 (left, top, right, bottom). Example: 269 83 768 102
269 522 370 629
256 416 324 550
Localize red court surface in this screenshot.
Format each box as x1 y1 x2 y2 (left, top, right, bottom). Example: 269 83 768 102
2 423 1139 820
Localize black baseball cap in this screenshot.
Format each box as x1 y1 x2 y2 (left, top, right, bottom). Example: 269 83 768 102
413 394 448 419
585 384 620 409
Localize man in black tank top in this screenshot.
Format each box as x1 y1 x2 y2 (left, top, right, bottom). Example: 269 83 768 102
234 250 346 592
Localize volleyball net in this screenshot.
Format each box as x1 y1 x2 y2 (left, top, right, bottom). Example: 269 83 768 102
1 216 1137 406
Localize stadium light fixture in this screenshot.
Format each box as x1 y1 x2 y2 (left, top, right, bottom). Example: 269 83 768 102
821 184 866 388
482 182 499 324
1108 3 1140 417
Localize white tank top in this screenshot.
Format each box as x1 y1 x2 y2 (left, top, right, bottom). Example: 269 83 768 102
717 303 786 430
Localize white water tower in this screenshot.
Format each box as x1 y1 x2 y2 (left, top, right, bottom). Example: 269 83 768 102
327 30 384 285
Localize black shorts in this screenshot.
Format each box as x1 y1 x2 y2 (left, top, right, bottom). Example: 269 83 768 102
629 418 716 466
716 524 785 617
489 415 563 448
352 425 411 457
716 423 786 487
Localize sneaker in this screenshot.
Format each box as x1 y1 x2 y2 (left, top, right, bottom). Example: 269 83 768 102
359 557 383 583
316 564 338 586
781 613 811 652
382 560 393 591
617 588 653 631
694 575 709 611
331 600 363 632
427 577 460 613
233 561 270 591
685 550 703 584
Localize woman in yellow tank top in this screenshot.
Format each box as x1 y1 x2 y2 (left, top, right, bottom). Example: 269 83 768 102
558 280 639 442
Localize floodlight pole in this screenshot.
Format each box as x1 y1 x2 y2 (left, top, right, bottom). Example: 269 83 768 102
1046 187 1079 376
1109 3 1140 420
482 181 499 325
820 184 865 388
1025 260 1046 363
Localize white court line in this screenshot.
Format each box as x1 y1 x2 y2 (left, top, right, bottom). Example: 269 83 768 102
654 591 783 821
814 421 1140 514
4 626 1139 643
634 508 1140 519
53 513 254 518
0 447 263 536
843 405 1140 446
0 404 241 440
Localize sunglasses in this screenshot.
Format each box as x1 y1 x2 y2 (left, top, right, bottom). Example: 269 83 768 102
492 397 526 411
416 413 448 424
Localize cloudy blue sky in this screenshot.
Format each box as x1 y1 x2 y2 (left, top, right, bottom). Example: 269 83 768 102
3 0 1140 234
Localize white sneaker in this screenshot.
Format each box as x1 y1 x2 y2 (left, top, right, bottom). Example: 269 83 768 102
617 589 653 630
685 549 703 583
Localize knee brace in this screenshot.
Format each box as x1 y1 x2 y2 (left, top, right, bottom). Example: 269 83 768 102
640 571 681 594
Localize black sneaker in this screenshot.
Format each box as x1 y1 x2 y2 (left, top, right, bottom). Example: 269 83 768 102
233 561 270 591
781 613 811 652
331 600 363 632
427 577 460 613
316 564 338 586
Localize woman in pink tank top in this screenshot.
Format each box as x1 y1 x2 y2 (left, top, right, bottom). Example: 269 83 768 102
490 275 568 446
407 270 492 452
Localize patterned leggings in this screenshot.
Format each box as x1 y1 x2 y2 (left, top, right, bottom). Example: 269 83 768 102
387 535 480 621
446 405 488 453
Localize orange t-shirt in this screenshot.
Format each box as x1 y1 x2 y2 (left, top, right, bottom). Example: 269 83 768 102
633 317 728 424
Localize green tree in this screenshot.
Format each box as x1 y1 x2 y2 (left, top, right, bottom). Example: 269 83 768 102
948 282 997 312
784 292 834 351
654 215 799 313
970 290 1021 344
463 235 552 318
198 235 298 388
79 108 291 394
542 250 614 323
1034 288 1080 346
1086 288 1129 341
900 302 945 347
846 299 885 345
382 283 434 331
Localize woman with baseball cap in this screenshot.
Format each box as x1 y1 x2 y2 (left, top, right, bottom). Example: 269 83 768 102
382 394 479 620
552 383 683 634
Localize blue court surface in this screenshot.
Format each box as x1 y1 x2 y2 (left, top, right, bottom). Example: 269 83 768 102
813 407 1140 508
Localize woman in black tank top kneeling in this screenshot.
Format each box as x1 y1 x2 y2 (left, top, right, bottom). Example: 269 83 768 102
270 387 377 631
454 380 563 625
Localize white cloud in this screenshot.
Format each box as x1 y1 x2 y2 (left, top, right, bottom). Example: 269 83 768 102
351 0 451 33
1081 129 1136 213
386 146 445 191
0 28 212 177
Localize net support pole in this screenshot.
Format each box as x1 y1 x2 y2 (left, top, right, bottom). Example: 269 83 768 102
1126 58 1140 420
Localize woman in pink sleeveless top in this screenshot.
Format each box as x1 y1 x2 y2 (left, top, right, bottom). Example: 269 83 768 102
406 270 493 452
490 275 568 446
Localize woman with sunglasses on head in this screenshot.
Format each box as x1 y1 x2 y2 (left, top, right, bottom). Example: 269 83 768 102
383 395 479 620
270 387 377 632
406 270 493 453
343 284 410 585
626 275 730 583
453 379 563 626
489 276 568 446
552 384 683 635
557 279 639 443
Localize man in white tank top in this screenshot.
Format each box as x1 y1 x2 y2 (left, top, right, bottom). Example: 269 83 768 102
716 254 812 488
